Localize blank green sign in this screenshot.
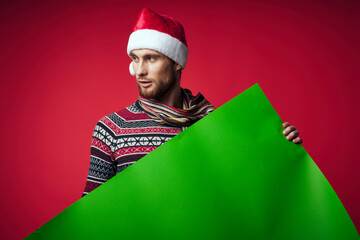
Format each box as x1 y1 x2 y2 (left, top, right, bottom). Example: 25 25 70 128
26 83 359 240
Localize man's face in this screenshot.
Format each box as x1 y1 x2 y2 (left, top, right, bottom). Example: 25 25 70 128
130 49 180 101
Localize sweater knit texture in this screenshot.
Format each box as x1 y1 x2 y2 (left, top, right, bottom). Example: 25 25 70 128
82 100 182 197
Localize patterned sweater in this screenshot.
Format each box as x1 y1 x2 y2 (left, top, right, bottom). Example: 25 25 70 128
82 100 182 197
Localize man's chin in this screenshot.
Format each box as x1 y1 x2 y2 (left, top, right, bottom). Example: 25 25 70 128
139 88 158 100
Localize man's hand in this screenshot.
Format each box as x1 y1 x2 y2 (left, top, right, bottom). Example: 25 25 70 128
282 122 303 144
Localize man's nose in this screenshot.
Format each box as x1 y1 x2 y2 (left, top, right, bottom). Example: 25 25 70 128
136 60 147 76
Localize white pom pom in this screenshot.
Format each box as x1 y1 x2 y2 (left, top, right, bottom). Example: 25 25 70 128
129 62 136 76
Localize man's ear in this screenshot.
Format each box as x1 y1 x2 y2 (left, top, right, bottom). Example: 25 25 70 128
175 63 182 72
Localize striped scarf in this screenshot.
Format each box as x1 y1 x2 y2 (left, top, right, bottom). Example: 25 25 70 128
139 88 215 129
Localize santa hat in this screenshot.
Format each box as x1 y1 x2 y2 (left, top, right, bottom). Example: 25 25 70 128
127 8 188 76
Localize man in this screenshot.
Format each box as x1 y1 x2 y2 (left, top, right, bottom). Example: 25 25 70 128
82 8 302 197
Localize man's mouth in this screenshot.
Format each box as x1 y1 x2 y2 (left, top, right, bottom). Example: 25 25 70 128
138 79 152 88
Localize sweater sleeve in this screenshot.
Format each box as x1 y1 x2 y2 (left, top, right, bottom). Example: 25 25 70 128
82 119 117 197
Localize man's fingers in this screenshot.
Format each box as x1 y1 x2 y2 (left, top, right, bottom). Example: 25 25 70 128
286 130 299 140
292 137 303 144
282 122 302 144
283 125 296 135
283 122 290 128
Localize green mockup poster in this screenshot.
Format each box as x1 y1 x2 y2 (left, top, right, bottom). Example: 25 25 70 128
26 83 359 240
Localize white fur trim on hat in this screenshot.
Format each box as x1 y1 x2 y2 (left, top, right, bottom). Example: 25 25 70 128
127 29 188 70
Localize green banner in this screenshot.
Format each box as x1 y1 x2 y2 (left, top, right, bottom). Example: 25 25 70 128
26 83 359 239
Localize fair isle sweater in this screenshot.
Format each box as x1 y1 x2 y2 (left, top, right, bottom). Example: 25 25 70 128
82 100 182 197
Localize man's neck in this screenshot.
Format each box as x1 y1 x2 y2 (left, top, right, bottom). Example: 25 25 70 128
157 86 182 109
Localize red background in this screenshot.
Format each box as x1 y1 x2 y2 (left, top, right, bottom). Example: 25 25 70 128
0 0 359 239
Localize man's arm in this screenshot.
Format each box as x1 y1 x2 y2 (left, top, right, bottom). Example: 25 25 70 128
82 121 117 197
282 122 303 144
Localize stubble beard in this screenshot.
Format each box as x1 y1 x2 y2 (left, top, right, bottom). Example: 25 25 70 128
137 76 177 102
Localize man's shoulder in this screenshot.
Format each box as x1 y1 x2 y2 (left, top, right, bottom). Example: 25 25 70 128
114 100 146 118
96 100 152 129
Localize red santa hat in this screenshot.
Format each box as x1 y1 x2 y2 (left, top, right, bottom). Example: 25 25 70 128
127 8 188 76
